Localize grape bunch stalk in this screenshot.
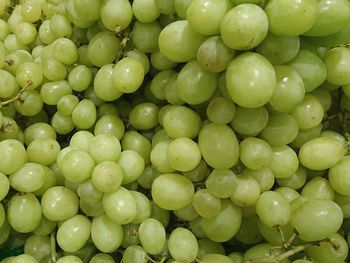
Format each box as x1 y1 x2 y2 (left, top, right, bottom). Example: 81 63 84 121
1 0 350 263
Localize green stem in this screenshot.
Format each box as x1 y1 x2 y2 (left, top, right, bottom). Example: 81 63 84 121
50 232 56 263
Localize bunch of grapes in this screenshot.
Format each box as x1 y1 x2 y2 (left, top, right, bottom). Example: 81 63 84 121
1 0 350 262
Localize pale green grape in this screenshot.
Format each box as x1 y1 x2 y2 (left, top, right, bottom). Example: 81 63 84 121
163 105 201 138
8 193 42 233
26 138 60 165
187 0 232 36
176 60 218 105
206 96 235 124
301 176 334 200
14 90 43 117
235 215 263 245
275 187 300 203
226 52 276 108
80 199 104 217
138 218 166 254
41 186 79 221
183 159 209 183
256 191 291 227
151 173 194 210
269 65 305 113
230 174 261 207
269 145 299 179
57 215 91 252
221 3 268 50
56 255 83 263
277 166 307 190
158 20 205 62
0 139 27 174
230 106 269 136
198 123 239 169
117 150 145 184
291 94 324 130
89 253 115 263
77 45 93 66
130 191 151 224
174 0 192 19
34 166 57 196
0 69 19 99
0 19 9 41
174 203 199 221
265 0 318 36
290 124 322 149
0 117 19 141
151 50 177 71
91 214 123 253
239 138 273 170
100 0 132 31
132 0 160 22
311 89 332 112
0 172 10 201
122 131 152 164
291 199 343 241
197 239 225 259
206 169 237 198
329 156 350 196
168 227 198 263
5 50 33 76
97 104 119 118
156 0 175 14
324 47 350 86
103 186 137 225
299 137 346 171
304 0 350 36
72 0 100 21
50 14 72 38
88 134 121 163
94 64 122 101
16 62 43 90
72 99 97 129
121 245 148 263
193 189 221 219
24 122 56 145
57 95 79 116
150 70 175 100
87 31 121 67
112 57 144 93
94 114 125 140
41 57 67 81
9 163 45 192
167 137 201 172
77 179 103 205
131 21 161 53
243 168 275 193
40 81 72 105
258 221 294 245
286 53 325 93
227 252 243 263
11 254 38 263
52 38 78 65
92 161 123 193
256 33 300 64
21 0 41 23
24 234 51 262
51 111 75 135
15 22 37 45
129 102 159 130
201 199 242 242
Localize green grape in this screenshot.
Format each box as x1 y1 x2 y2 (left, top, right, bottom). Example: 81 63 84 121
121 245 148 263
163 105 201 138
243 243 289 263
174 0 192 19
131 21 161 53
198 123 239 169
103 186 137 225
0 172 9 201
52 38 78 65
94 114 125 140
174 203 199 221
24 122 56 145
94 64 122 101
299 137 345 171
130 191 152 224
89 253 115 263
129 102 159 130
256 191 291 227
230 174 261 207
187 0 231 36
0 139 27 174
206 169 237 198
68 131 93 152
275 186 300 203
227 252 243 263
88 134 121 163
268 65 305 113
138 218 166 254
291 199 343 241
0 117 19 141
56 255 83 263
239 138 273 170
243 168 275 193
265 0 317 36
122 131 152 164
137 165 160 189
151 70 175 100
167 137 201 172
226 52 276 108
235 215 263 245
221 4 268 50
5 50 33 76
290 124 322 149
258 220 294 245
304 0 350 36
72 99 97 129
334 193 350 218
51 111 75 135
15 22 37 45
329 156 350 196
168 227 198 263
156 0 175 14
206 97 235 124
301 176 334 200
92 161 123 193
87 31 120 67
9 163 46 192
132 0 160 22
230 106 268 136
117 150 145 184
100 0 132 31
72 0 100 21
41 186 79 221
151 173 194 210
0 69 19 99
40 80 72 106
79 199 104 217
50 14 72 38
198 239 225 259
21 0 41 23
189 217 206 239
14 90 43 116
176 60 218 105
24 234 51 262
33 166 56 196
41 57 67 81
91 214 123 253
311 89 332 112
26 138 60 165
112 57 145 93
324 47 350 86
193 189 221 219
8 193 42 233
77 45 93 66
270 145 299 179
256 33 300 64
287 49 327 92
77 179 103 205
11 254 39 263
57 95 79 116
121 223 140 248
97 103 119 118
183 159 209 183
158 20 205 62
16 62 43 90
201 199 242 242
151 50 177 71
291 94 324 130
0 19 9 41
277 166 307 190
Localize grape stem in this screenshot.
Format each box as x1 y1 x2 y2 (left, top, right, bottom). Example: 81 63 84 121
0 81 32 108
50 232 56 263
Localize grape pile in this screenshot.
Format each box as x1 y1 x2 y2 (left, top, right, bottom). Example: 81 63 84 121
1 0 350 262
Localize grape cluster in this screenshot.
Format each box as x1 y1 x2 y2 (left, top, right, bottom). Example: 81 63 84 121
1 0 350 262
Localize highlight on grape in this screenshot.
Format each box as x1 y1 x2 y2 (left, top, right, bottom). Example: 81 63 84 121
0 0 350 262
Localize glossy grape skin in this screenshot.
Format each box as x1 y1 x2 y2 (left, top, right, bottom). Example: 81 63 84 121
138 218 166 255
329 156 350 196
323 47 350 86
0 139 27 175
168 227 198 263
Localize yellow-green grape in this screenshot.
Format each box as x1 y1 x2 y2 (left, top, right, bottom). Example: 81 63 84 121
100 0 132 32
132 0 160 23
168 227 198 263
21 0 41 23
